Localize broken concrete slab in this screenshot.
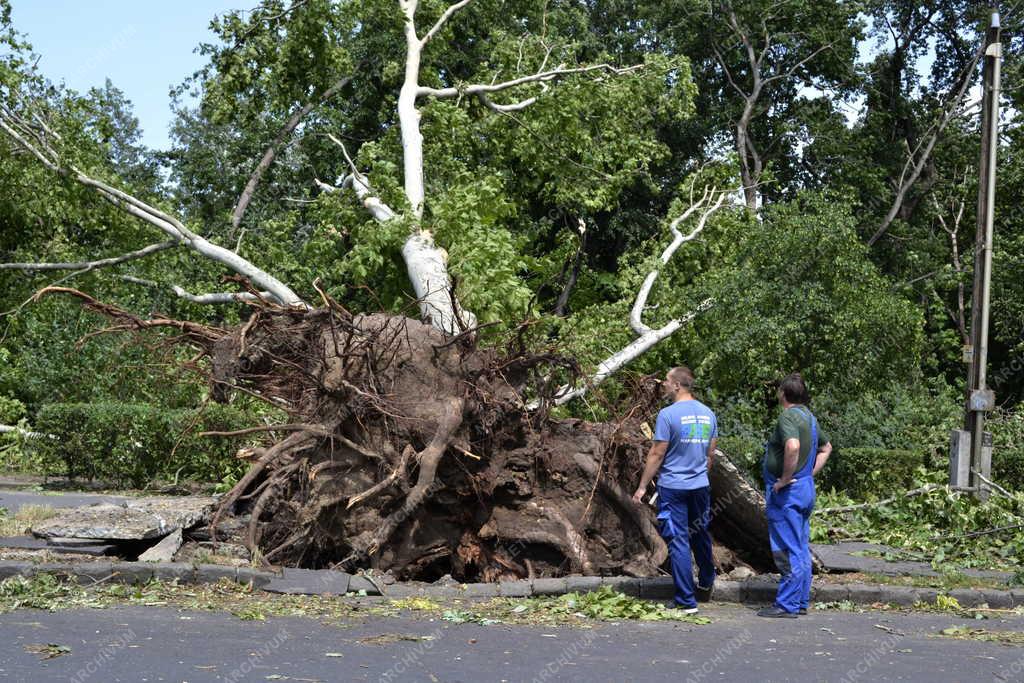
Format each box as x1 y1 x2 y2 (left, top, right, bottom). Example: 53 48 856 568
46 536 117 548
30 496 219 542
138 528 183 563
126 496 217 531
31 504 169 541
0 536 116 557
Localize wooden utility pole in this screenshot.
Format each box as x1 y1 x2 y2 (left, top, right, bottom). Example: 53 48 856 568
957 11 1001 501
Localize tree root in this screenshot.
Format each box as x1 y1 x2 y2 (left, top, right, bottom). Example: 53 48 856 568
356 397 464 557
347 444 414 510
212 429 319 537
526 501 594 573
36 285 774 579
573 452 667 566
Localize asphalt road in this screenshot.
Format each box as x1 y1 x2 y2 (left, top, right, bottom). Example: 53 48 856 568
0 603 1022 682
0 490 127 513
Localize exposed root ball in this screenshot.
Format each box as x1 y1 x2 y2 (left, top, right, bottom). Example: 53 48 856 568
45 286 767 581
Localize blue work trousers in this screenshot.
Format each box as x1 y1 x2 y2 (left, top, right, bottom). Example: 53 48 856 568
765 477 815 613
656 485 716 609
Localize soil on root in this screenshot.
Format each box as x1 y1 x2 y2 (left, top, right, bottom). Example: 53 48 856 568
44 287 766 582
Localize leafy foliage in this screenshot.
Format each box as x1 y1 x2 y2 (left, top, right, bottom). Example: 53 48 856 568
520 585 711 623
31 403 259 487
815 468 1024 570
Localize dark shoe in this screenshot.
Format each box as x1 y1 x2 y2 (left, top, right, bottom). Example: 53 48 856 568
695 584 714 603
797 608 807 615
757 606 798 618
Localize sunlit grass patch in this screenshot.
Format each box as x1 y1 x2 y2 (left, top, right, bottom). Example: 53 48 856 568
0 504 57 536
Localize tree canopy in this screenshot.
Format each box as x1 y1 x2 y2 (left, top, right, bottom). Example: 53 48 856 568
2 0 1023 460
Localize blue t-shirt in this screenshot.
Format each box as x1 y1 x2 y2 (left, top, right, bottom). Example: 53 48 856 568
654 399 718 490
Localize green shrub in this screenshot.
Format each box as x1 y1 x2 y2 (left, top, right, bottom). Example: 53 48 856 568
989 407 1024 489
815 467 1024 570
816 447 924 498
31 403 253 488
716 435 763 485
0 395 25 424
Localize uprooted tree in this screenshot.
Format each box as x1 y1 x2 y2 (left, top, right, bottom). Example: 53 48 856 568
0 0 773 579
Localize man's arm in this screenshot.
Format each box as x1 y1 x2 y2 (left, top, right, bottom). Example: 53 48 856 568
707 437 718 473
773 437 800 492
812 441 833 476
632 441 668 503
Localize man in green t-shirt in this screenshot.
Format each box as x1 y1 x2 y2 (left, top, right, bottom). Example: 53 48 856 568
758 373 833 618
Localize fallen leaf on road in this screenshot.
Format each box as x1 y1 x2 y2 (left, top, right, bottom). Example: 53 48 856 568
24 643 70 660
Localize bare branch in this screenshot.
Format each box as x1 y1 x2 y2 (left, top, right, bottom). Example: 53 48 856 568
0 103 307 307
761 42 835 85
476 92 537 112
420 0 473 46
0 425 52 440
528 186 732 408
418 63 643 99
0 115 60 172
630 188 725 335
232 73 354 232
868 38 986 246
316 173 398 223
120 275 270 305
549 299 715 406
711 42 748 99
1 240 178 272
554 218 587 317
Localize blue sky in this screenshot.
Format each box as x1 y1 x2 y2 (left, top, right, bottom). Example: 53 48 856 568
10 1 239 150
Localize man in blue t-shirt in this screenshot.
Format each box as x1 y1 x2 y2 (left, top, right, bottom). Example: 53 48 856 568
632 366 718 612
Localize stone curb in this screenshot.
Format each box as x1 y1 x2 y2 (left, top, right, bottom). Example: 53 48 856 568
0 560 1018 610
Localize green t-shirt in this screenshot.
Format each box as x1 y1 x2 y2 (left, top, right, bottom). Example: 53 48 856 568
764 406 831 478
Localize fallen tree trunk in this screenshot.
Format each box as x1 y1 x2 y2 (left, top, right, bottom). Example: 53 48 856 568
708 450 773 569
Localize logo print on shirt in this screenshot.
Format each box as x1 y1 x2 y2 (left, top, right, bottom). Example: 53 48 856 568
679 415 712 443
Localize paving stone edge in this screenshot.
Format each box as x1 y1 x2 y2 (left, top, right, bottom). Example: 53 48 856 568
0 560 1017 609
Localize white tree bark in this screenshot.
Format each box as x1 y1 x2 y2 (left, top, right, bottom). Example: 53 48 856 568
630 188 724 334
327 0 643 335
551 302 713 406
545 189 731 406
1 240 178 271
324 0 480 334
0 425 52 440
0 113 307 308
120 275 272 305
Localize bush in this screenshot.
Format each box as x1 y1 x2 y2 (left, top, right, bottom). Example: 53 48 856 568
716 435 764 485
816 447 924 498
989 407 1024 489
32 403 254 488
815 467 1024 570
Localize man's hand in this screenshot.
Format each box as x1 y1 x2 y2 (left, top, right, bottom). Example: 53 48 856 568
771 478 792 493
634 441 667 506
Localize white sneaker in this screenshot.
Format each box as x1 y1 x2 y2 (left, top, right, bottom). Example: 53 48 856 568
682 607 699 615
